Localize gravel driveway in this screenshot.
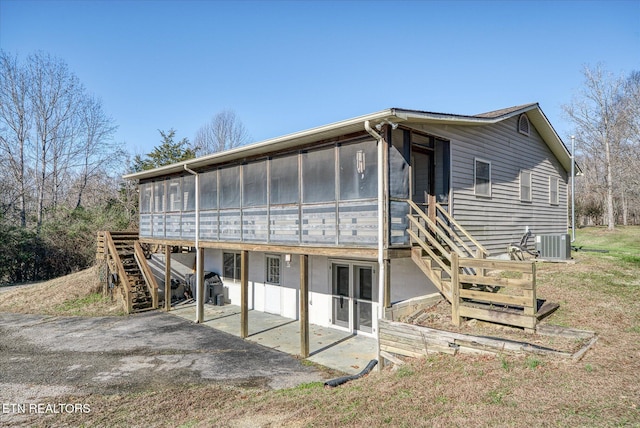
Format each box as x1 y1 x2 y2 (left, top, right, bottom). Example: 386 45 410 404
0 311 324 422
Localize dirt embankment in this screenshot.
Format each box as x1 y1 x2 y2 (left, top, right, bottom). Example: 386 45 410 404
0 266 123 316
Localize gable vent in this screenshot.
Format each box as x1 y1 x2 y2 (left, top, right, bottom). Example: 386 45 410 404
518 114 530 136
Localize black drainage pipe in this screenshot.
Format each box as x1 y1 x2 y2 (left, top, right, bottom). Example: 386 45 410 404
324 359 378 388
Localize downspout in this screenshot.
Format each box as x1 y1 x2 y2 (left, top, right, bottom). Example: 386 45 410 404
364 120 385 332
184 164 203 323
570 136 576 243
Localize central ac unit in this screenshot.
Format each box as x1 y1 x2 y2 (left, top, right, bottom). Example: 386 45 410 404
535 234 571 260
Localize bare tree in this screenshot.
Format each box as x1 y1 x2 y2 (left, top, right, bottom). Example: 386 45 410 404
620 71 640 224
1 50 123 227
0 50 130 282
563 64 630 230
193 109 250 156
28 51 83 231
0 51 32 227
73 94 119 209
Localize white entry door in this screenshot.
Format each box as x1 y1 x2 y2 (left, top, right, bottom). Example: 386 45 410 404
264 255 282 315
331 262 376 334
264 284 281 315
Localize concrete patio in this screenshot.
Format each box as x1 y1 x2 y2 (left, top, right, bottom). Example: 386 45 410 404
169 301 378 375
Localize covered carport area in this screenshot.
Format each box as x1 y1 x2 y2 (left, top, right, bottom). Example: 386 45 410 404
169 301 377 375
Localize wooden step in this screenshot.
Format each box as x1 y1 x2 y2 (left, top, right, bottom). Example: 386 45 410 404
536 300 560 321
458 301 536 330
132 306 156 313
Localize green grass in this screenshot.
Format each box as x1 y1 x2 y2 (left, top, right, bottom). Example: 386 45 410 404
524 357 542 369
395 365 414 378
541 227 640 305
54 292 110 315
19 226 640 428
574 226 640 263
500 355 511 371
487 388 507 405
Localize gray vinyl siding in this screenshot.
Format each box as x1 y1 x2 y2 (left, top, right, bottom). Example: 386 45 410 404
410 115 568 256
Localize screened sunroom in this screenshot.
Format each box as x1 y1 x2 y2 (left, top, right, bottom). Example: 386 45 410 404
138 136 412 248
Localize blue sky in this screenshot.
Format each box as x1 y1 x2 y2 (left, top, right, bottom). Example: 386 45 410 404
1 0 639 157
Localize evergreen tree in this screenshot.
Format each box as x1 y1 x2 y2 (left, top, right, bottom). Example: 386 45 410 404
133 129 195 172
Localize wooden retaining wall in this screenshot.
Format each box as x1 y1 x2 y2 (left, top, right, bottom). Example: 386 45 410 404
378 319 597 361
384 293 443 322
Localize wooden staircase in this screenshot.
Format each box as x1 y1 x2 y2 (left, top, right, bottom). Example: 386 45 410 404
96 231 159 314
406 201 556 331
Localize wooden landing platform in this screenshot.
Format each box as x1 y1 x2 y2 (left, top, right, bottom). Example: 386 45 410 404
461 298 559 321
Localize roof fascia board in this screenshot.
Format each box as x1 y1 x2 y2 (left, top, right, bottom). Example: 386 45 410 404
123 103 576 180
395 104 538 125
525 108 575 173
123 109 397 181
398 105 574 174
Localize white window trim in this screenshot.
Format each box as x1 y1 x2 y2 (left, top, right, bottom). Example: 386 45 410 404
474 158 492 197
549 176 559 205
265 254 281 285
520 170 532 202
222 251 241 282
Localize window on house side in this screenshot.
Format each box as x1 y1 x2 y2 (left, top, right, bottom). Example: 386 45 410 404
550 177 559 205
153 181 165 212
302 147 336 203
242 160 267 207
520 171 532 202
219 166 240 209
265 255 281 285
167 178 181 212
270 155 299 205
223 252 241 281
140 182 152 213
200 169 218 210
182 174 195 211
474 159 491 197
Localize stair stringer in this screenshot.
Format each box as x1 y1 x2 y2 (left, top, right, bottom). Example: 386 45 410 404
410 247 452 302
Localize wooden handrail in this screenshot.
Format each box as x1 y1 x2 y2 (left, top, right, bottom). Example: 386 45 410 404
457 257 534 272
435 202 489 257
407 228 451 277
435 216 475 257
406 214 451 261
405 202 539 330
407 200 469 258
104 231 133 313
134 241 159 309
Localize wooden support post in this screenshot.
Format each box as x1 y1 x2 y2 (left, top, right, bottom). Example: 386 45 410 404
476 248 487 277
524 262 537 333
197 247 204 323
428 193 437 225
165 245 171 312
384 259 391 309
103 234 109 297
240 250 249 338
299 254 309 358
451 252 461 327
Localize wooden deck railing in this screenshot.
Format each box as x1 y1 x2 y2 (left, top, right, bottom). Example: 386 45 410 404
452 254 537 331
406 200 539 331
103 231 133 313
434 202 489 259
134 241 159 309
406 200 489 260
